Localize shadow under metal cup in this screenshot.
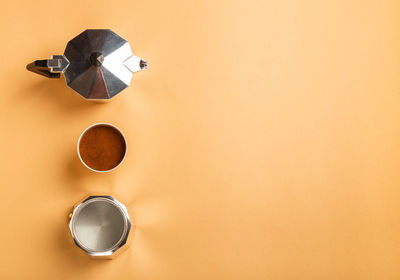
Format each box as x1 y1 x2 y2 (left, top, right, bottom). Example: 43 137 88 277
69 196 131 258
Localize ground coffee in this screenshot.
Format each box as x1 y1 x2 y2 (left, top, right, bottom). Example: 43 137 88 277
79 124 126 171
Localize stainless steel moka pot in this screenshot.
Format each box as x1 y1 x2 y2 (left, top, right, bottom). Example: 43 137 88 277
27 29 147 100
69 196 132 258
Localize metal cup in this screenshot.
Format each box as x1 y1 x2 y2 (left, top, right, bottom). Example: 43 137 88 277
69 196 131 258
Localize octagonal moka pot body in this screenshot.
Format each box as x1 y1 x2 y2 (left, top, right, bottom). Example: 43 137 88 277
27 29 147 101
69 195 132 259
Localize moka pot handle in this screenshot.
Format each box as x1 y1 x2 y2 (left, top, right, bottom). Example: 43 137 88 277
26 55 70 78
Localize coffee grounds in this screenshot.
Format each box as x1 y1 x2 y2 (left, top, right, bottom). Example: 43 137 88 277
79 125 126 171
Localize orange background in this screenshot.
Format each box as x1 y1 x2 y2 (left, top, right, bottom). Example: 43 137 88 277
1 0 400 279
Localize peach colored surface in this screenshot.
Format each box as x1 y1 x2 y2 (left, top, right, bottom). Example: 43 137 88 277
1 0 400 279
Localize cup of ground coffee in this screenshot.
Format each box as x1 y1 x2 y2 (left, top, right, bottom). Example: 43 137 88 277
77 123 127 172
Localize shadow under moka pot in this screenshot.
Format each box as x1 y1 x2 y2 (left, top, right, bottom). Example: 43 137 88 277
27 29 147 101
69 196 132 258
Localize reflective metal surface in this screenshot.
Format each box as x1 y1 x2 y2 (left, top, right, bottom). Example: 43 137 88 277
69 196 131 258
27 29 147 100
